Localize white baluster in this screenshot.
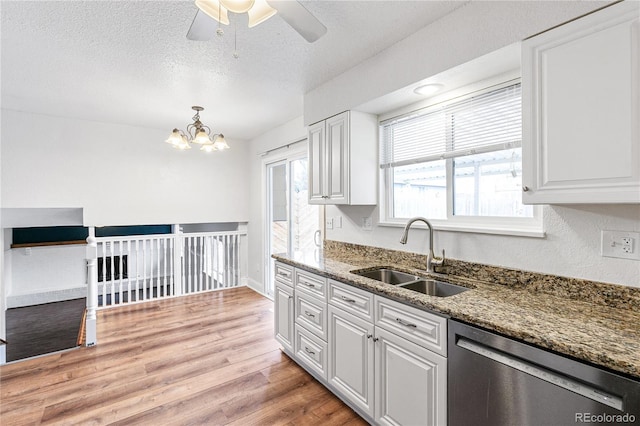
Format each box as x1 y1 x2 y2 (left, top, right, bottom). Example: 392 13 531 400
163 237 168 297
205 236 213 290
134 239 140 302
156 238 160 298
109 241 115 305
224 235 229 288
188 236 193 294
199 236 204 292
127 240 132 303
234 234 239 287
142 239 147 301
213 235 220 289
117 240 123 305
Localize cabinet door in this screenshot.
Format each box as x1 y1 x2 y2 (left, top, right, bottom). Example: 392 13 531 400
308 120 326 204
522 1 640 204
274 280 294 353
375 327 447 426
325 111 350 204
328 304 374 417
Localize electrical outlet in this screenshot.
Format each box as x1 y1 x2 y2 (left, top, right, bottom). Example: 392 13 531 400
326 218 334 230
601 230 640 260
362 217 373 231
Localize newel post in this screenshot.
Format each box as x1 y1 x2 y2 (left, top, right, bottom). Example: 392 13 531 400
173 224 183 296
86 231 98 346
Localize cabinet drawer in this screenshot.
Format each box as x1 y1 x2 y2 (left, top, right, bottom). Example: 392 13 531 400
374 296 447 357
294 324 328 380
294 289 327 341
294 269 327 300
328 279 374 322
274 262 294 286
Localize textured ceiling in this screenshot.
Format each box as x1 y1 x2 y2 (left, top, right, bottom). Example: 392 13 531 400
1 1 467 140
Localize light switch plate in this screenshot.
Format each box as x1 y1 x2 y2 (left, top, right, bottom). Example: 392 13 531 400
601 230 640 260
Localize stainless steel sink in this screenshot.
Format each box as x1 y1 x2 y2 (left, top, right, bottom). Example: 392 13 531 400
352 267 470 297
353 268 421 285
398 279 469 297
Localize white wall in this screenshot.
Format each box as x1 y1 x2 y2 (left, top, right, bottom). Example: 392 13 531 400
1 109 250 226
7 243 87 307
304 1 608 124
246 116 307 294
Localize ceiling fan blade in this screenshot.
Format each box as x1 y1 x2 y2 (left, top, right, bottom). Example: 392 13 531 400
187 9 216 41
269 1 327 43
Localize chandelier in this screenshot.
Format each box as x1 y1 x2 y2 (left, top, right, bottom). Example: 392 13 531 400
165 106 229 152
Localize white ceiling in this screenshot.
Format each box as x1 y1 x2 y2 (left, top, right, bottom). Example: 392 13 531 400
1 1 468 140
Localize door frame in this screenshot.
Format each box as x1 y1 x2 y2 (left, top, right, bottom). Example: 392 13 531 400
262 143 323 298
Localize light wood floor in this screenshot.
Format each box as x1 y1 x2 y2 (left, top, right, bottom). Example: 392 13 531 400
0 287 366 425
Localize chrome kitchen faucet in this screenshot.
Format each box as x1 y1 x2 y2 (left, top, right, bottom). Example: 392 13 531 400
400 217 445 273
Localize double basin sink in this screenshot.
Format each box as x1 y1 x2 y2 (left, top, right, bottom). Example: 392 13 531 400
352 268 469 297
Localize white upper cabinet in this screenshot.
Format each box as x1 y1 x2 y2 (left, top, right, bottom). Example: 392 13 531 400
308 111 378 205
522 1 640 204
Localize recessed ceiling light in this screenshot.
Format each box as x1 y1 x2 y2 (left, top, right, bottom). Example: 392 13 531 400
414 84 444 96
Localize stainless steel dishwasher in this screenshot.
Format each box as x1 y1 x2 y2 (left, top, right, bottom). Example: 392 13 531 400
448 320 640 426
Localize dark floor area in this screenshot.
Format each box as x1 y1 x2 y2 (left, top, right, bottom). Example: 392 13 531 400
5 298 85 362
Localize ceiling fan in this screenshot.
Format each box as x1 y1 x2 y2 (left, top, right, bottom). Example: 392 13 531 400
187 0 327 43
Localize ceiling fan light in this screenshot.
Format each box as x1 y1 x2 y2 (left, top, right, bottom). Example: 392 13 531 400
220 0 255 13
165 129 183 146
193 129 213 144
195 0 230 25
248 0 277 28
212 134 230 151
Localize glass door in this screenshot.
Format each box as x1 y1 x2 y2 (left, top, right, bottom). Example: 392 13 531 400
265 152 321 297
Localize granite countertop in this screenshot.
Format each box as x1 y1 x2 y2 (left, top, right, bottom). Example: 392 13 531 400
273 248 640 380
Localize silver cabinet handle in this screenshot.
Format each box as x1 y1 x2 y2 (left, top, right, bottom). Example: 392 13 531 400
522 186 529 192
341 296 356 303
304 311 315 318
396 318 417 328
302 281 316 288
304 347 315 355
367 334 373 339
277 271 290 277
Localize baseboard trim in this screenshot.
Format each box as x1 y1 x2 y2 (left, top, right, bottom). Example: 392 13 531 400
246 277 269 299
7 287 86 308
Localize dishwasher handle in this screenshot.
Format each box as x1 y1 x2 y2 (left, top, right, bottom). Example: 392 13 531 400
457 337 624 411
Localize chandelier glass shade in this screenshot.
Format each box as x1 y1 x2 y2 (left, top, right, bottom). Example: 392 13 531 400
165 106 229 152
195 0 277 28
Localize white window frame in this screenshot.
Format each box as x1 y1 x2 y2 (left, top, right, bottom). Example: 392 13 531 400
378 78 544 238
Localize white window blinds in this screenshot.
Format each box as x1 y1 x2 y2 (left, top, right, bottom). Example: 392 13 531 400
380 82 521 168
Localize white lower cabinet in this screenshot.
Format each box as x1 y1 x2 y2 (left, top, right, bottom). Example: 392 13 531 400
274 262 447 425
375 326 447 426
328 304 375 418
274 279 294 353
